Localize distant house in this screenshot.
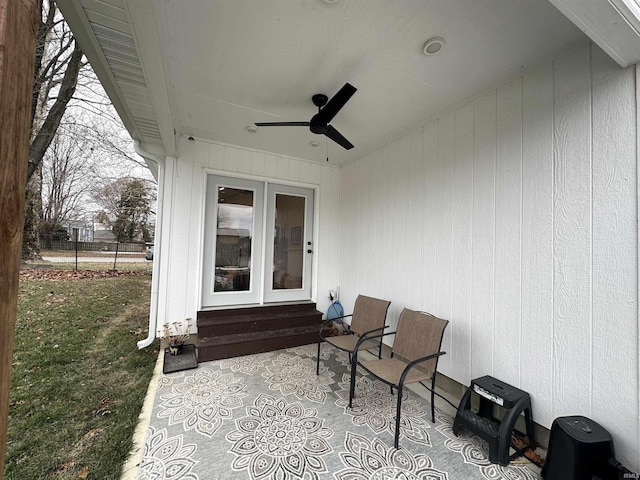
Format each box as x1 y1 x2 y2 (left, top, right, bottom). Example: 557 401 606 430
92 221 115 243
64 220 93 242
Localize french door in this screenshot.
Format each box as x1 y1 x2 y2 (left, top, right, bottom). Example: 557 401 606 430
202 175 314 307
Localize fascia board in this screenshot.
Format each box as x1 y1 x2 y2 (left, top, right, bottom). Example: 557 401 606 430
123 0 177 157
549 0 640 67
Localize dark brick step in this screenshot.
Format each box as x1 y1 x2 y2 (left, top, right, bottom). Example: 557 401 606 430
197 326 319 362
197 302 319 321
197 303 322 337
195 302 323 362
198 312 322 336
199 324 318 346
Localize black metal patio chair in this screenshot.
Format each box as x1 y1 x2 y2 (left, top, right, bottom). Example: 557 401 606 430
348 307 448 448
316 294 391 375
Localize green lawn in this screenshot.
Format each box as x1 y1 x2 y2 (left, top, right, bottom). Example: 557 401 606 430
5 269 159 480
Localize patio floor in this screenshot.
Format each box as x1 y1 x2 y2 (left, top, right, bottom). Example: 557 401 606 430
122 344 543 479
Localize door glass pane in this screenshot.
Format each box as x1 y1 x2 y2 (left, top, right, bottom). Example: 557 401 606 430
272 194 305 290
214 187 253 292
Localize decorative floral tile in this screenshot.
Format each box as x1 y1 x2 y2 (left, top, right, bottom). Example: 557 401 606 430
287 343 328 360
336 373 432 446
144 346 541 480
263 353 335 403
226 393 333 479
219 352 272 375
157 368 248 437
139 426 198 480
335 431 447 480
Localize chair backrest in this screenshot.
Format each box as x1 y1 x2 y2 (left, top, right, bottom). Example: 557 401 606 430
392 308 449 374
350 295 391 336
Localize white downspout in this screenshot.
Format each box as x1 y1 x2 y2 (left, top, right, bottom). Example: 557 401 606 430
134 140 165 349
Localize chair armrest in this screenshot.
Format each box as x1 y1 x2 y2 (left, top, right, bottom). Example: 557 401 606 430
331 313 354 322
354 326 392 349
399 351 446 385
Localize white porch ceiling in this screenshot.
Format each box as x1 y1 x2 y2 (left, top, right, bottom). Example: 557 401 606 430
60 0 596 165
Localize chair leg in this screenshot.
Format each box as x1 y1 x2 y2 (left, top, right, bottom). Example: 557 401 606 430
378 339 383 359
394 384 403 449
430 375 436 423
316 340 321 375
348 352 358 408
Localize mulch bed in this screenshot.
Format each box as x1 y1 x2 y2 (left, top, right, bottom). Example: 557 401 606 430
19 268 150 281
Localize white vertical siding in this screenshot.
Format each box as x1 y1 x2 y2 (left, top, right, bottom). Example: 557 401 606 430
590 47 638 461
494 78 523 387
435 112 455 374
452 104 474 385
339 43 639 470
553 46 593 418
421 123 438 313
470 91 496 381
521 64 555 428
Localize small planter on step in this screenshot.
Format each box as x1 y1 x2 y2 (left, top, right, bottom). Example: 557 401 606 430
168 343 184 356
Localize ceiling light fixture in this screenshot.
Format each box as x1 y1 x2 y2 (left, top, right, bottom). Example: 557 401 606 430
309 141 320 148
246 125 258 133
423 37 444 56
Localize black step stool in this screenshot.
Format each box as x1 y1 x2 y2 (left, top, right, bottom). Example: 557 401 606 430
453 375 536 465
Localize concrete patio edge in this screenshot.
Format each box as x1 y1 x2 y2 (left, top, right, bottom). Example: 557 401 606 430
120 348 164 480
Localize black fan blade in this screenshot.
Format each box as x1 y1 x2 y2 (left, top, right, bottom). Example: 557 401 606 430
255 121 310 127
314 83 357 124
325 125 354 150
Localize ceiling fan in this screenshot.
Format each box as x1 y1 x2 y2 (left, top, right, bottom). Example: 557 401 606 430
255 83 357 150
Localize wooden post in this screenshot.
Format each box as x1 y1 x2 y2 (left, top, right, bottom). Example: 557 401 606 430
0 0 40 477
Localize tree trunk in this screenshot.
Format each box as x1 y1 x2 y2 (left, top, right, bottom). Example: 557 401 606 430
27 42 82 182
21 28 82 260
0 1 41 478
22 164 42 260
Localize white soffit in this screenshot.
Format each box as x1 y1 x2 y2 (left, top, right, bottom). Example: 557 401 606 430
549 0 640 67
57 0 171 156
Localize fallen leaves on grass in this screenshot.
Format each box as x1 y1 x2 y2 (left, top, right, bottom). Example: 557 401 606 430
78 466 90 478
20 269 149 281
53 461 76 474
95 397 114 416
82 429 101 441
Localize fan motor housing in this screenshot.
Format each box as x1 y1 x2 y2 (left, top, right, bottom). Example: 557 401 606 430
309 121 327 135
312 94 328 107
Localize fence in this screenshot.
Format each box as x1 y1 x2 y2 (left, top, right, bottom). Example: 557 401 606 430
39 237 146 253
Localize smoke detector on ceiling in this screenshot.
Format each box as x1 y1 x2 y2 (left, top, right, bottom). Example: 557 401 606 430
423 37 444 55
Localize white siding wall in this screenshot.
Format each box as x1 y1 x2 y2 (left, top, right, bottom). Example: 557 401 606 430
339 44 639 470
157 136 341 334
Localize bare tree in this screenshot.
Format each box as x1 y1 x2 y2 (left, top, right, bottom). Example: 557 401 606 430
41 127 96 229
23 0 82 259
22 0 156 259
